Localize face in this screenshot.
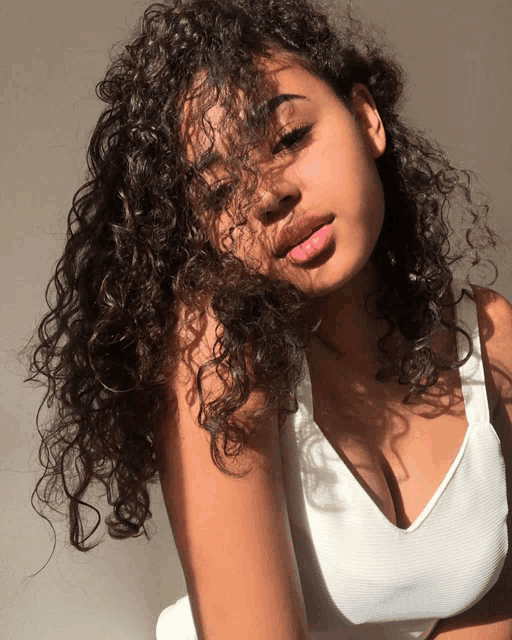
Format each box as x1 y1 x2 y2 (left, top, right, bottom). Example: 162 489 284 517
185 54 387 296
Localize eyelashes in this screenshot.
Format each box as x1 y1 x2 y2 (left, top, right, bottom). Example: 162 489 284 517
272 123 313 155
207 123 314 207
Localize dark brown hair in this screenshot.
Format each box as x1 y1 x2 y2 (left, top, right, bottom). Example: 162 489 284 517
23 0 497 561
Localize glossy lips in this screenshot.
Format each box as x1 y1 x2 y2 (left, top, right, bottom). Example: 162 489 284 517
287 222 333 263
274 213 335 263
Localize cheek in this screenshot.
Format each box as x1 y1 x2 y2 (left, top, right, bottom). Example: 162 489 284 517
236 231 274 272
308 127 384 222
212 213 273 271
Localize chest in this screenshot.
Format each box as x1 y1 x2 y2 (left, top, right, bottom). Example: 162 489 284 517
307 357 477 530
284 359 509 629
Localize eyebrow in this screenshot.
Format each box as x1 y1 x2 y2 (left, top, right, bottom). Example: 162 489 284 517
192 93 309 174
267 93 308 114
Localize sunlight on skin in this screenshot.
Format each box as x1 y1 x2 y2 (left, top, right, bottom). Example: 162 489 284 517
182 52 391 365
182 54 385 294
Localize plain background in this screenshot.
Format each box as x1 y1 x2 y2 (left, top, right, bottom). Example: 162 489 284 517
2 0 511 638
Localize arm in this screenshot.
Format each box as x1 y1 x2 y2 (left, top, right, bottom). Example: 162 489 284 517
155 305 310 640
429 285 512 639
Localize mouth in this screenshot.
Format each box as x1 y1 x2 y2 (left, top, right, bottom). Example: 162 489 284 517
274 213 335 259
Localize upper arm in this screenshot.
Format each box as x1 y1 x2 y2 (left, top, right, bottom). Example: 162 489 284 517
155 306 309 640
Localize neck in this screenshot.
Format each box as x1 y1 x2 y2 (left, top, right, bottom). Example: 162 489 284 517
311 262 389 365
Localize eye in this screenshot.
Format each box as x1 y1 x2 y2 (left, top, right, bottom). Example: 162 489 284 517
272 124 313 155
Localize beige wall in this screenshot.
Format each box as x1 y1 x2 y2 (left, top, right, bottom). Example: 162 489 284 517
1 0 510 638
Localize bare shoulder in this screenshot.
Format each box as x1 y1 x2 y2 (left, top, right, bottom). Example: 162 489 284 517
169 299 278 455
471 284 512 341
171 300 223 397
470 284 512 398
157 298 281 490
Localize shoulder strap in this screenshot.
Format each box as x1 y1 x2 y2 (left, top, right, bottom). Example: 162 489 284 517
452 278 491 424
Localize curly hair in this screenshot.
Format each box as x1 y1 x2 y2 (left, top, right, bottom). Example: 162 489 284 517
23 0 498 557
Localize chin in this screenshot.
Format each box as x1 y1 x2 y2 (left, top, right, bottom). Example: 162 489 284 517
295 274 351 297
301 257 376 297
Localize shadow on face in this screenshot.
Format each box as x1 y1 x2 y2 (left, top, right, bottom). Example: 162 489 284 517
180 50 386 298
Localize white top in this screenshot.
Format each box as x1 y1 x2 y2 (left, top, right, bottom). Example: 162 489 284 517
156 280 509 639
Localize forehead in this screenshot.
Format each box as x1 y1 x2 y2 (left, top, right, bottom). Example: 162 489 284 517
262 55 328 101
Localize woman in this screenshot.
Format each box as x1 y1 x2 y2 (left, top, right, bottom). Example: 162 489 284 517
25 0 512 638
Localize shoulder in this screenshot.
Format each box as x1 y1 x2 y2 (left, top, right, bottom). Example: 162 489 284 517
161 299 278 469
470 284 512 398
471 283 512 321
471 283 512 337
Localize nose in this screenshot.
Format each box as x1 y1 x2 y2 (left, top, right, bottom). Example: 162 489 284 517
253 178 302 225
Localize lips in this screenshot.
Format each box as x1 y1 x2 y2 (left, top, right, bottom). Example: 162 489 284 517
274 213 335 259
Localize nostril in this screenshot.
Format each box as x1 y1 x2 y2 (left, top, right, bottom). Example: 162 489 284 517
262 210 282 225
255 189 300 224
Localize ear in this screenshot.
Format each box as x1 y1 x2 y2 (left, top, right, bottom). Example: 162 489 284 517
350 83 386 159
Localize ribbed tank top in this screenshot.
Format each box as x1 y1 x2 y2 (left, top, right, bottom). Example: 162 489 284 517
156 280 509 640
279 280 509 639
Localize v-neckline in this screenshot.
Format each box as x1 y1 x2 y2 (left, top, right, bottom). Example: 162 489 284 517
300 350 474 534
